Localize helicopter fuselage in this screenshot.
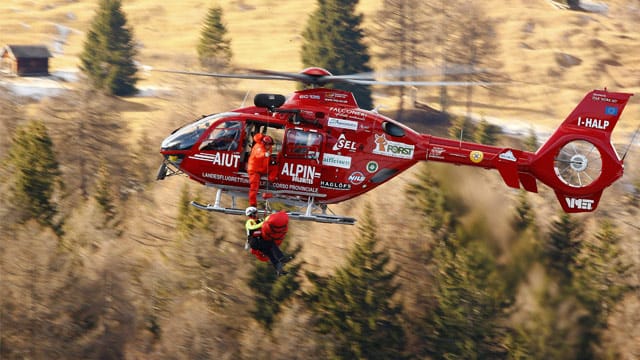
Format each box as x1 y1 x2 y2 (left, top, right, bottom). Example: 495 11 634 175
160 87 427 206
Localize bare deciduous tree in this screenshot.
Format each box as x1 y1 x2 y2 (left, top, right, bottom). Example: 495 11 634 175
39 86 131 203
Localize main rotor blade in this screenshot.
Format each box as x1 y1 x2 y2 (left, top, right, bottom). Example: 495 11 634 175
153 68 504 87
335 65 492 81
152 69 295 81
248 69 323 84
248 69 363 86
347 79 501 86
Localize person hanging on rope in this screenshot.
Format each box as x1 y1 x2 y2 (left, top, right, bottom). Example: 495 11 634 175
247 133 278 207
245 206 292 276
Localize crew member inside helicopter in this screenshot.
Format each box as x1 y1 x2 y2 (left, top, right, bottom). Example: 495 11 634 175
247 132 278 207
199 121 241 151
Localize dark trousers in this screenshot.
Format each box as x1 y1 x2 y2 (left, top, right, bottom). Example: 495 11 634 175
249 236 284 268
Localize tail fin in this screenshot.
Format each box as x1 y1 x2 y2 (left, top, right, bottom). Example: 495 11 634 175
530 89 633 212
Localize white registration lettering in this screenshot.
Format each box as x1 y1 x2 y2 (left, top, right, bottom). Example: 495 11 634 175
577 117 610 130
565 197 594 210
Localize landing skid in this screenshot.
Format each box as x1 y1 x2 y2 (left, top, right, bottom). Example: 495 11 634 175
191 189 356 225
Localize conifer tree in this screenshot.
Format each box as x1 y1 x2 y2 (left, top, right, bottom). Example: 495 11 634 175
301 0 374 109
306 204 406 359
80 0 138 96
447 114 476 141
93 163 117 227
176 184 194 240
506 283 581 359
504 189 539 291
197 5 233 72
571 221 635 359
511 190 535 232
249 242 302 331
628 178 640 208
543 213 583 285
5 120 61 230
473 118 500 145
524 127 539 152
405 164 453 238
424 236 507 359
175 184 211 242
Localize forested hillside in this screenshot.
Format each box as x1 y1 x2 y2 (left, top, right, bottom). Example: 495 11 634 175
1 0 639 358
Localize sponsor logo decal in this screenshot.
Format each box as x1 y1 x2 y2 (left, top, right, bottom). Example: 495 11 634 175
499 150 517 162
605 106 618 116
428 147 446 160
332 134 358 151
329 107 367 120
281 163 320 184
325 92 349 104
272 183 318 193
320 180 352 190
592 94 619 103
372 134 415 159
577 116 609 130
328 117 359 131
191 153 240 168
565 197 594 210
470 150 484 163
299 94 321 100
202 173 249 184
322 153 352 169
348 171 366 185
366 161 379 173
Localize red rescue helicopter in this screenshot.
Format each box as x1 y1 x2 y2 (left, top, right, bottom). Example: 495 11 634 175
157 67 634 224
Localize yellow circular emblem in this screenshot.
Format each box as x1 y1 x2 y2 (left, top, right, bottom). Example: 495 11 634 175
470 150 484 163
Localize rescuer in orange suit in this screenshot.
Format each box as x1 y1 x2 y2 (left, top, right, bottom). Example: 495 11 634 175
247 133 277 207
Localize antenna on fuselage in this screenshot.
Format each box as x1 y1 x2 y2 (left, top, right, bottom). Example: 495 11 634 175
241 90 251 107
621 124 640 161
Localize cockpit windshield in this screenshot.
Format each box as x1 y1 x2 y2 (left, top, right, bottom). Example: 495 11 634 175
161 113 238 151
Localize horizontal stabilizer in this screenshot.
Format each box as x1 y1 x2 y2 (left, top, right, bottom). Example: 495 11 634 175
494 149 525 189
518 173 538 193
496 162 520 189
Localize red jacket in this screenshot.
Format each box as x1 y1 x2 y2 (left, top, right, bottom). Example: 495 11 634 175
247 133 270 174
246 211 289 262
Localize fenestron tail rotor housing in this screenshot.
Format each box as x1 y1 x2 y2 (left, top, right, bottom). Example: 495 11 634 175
554 140 603 188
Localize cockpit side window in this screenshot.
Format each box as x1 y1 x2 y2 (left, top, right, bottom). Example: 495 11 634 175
200 121 242 151
284 129 322 159
161 113 235 151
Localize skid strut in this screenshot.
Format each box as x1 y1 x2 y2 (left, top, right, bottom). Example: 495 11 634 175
191 191 356 225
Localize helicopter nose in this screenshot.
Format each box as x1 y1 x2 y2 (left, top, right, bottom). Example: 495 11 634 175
156 162 167 180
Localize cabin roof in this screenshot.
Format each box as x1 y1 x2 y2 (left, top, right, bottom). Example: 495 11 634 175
2 45 52 59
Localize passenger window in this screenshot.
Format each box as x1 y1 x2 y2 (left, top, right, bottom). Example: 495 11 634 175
382 121 405 137
200 121 241 151
285 129 322 159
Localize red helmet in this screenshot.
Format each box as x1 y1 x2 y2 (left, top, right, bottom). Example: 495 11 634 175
262 135 274 145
